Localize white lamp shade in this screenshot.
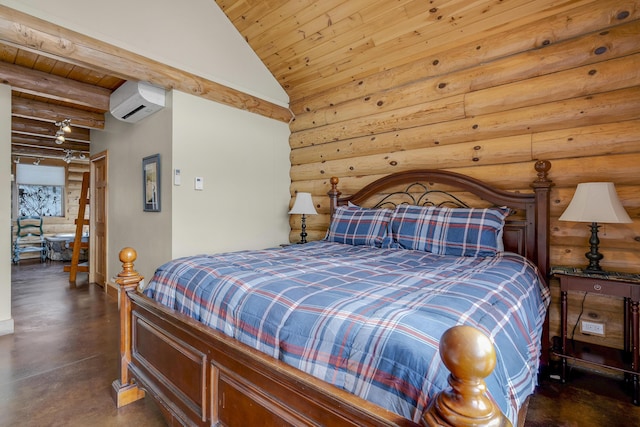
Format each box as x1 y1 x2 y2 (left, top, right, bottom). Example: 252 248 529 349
559 182 632 224
289 192 317 215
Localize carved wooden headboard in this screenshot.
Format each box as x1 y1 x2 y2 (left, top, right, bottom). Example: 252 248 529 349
328 160 554 279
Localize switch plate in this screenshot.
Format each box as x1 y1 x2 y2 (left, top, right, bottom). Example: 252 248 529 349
581 320 605 336
174 169 181 186
195 177 204 190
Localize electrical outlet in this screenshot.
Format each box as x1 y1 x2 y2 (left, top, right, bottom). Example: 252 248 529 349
581 320 605 336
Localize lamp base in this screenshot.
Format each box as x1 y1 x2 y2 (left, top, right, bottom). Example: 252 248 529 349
584 222 604 273
298 214 308 244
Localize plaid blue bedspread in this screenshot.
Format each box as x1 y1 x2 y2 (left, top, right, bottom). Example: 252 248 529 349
145 241 549 424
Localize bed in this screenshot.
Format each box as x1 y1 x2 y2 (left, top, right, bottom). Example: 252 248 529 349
112 160 553 427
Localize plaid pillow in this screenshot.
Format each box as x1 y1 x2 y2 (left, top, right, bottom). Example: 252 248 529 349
386 205 509 256
325 206 392 247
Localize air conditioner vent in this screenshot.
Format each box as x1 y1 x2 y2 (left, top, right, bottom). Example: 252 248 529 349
109 81 165 123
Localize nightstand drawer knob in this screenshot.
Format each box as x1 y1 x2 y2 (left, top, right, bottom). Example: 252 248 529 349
593 284 602 291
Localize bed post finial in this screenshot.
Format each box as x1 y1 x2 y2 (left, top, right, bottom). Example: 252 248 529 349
533 160 551 183
112 247 146 408
423 325 511 427
328 177 341 216
117 247 141 284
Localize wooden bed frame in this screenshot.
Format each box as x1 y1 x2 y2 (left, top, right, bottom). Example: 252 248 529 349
112 160 553 427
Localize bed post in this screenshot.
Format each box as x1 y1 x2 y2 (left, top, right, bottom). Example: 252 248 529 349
328 176 341 216
111 247 146 407
423 325 511 427
531 160 553 278
531 160 554 369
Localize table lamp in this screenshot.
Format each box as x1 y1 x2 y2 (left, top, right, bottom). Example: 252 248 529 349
559 182 632 273
289 192 317 244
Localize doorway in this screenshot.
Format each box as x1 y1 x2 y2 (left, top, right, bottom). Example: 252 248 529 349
90 151 108 287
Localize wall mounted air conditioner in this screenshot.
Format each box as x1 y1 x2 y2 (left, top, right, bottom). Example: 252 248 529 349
109 81 166 123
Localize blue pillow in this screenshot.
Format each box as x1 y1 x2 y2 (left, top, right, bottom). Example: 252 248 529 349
325 206 392 247
385 205 509 256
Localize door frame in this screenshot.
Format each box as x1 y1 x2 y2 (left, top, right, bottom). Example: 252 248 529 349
89 150 108 286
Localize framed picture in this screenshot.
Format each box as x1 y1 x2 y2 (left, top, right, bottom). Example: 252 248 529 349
142 154 161 212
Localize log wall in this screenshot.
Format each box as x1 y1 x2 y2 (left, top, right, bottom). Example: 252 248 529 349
287 2 640 360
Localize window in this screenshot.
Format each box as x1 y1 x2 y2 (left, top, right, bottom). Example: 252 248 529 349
15 164 66 217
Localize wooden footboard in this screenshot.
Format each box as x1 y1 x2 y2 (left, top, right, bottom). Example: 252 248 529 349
112 248 512 427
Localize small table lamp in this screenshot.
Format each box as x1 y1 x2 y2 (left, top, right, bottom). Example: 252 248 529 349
289 192 317 244
559 182 632 273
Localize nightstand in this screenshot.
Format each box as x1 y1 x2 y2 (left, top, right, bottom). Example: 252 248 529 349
551 266 639 406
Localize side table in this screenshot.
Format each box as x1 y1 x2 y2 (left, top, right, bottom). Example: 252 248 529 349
551 266 639 406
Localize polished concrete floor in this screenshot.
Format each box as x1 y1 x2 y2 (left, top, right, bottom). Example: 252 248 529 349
1 261 165 427
2 261 639 426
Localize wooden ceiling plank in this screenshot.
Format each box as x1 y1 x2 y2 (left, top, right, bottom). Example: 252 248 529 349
12 136 90 153
12 145 67 158
290 0 626 112
264 0 416 79
293 18 640 124
11 144 89 161
273 0 566 90
261 6 369 70
32 54 57 73
12 116 90 141
66 66 108 86
12 130 90 144
0 42 17 62
0 61 111 110
13 45 36 67
215 0 250 17
270 0 495 84
283 0 602 98
12 96 105 129
369 0 484 46
215 0 261 26
225 0 291 34
94 75 123 90
252 0 374 58
0 5 291 122
241 0 318 42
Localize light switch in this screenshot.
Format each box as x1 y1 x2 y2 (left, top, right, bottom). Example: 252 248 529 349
174 169 181 185
195 177 204 190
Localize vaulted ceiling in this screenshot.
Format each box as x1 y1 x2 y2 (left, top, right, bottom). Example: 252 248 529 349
1 0 593 162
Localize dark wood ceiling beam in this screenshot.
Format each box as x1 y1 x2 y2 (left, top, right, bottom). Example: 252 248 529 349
12 116 90 142
12 96 105 129
12 135 90 153
11 144 89 160
0 5 293 123
0 61 111 110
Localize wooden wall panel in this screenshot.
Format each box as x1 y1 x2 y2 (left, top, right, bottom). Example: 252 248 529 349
285 1 640 365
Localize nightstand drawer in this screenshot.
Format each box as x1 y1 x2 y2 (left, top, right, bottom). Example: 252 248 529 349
561 275 633 298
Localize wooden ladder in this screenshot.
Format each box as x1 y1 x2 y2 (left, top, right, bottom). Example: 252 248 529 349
64 171 90 283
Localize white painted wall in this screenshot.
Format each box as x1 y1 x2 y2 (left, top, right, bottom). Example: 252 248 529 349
171 91 291 258
91 97 174 283
92 90 291 282
0 0 288 107
3 1 293 284
0 84 14 335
